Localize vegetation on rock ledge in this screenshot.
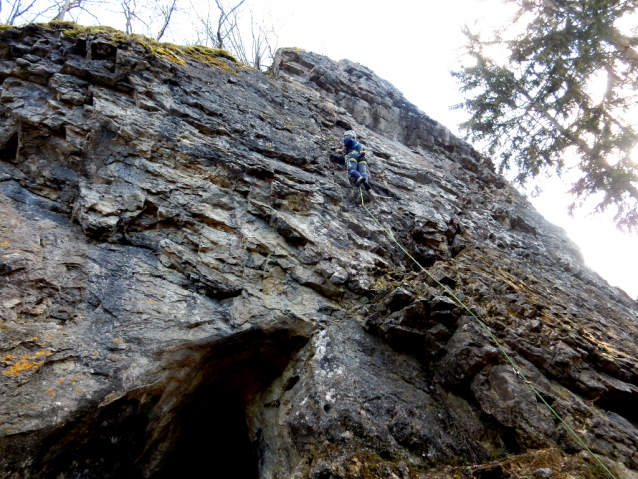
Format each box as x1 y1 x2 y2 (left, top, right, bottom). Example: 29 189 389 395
37 21 241 72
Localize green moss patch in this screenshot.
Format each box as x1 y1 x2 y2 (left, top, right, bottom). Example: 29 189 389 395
280 47 307 53
43 21 240 73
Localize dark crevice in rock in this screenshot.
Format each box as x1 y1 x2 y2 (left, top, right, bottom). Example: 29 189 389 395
202 286 244 301
0 132 19 162
152 389 258 479
599 398 638 428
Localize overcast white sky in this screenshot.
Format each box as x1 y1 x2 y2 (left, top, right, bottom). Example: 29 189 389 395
80 0 638 299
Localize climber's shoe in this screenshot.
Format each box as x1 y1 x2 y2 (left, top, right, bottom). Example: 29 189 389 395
363 180 372 191
355 176 366 188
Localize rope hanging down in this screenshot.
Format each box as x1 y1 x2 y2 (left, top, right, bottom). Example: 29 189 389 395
357 188 617 479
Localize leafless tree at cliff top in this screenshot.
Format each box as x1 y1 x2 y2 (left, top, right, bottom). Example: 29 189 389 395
52 0 87 21
190 0 278 70
1 0 95 25
191 0 246 50
120 0 145 35
226 8 278 70
2 0 42 24
153 0 178 41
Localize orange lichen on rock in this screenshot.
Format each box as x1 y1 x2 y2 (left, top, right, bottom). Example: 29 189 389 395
2 350 52 376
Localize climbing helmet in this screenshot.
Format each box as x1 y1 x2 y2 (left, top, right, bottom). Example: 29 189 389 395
343 130 356 139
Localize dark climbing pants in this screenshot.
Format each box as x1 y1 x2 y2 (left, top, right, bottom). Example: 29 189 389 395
346 153 369 181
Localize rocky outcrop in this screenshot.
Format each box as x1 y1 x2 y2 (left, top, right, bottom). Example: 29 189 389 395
1 23 638 479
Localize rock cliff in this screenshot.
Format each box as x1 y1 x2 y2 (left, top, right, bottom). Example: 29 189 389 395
1 23 638 479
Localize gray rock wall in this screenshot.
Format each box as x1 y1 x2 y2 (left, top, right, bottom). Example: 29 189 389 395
1 24 637 479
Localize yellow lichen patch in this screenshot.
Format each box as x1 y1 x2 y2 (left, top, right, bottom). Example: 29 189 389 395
2 350 52 376
0 240 9 247
113 339 119 343
145 300 153 304
70 377 76 381
76 390 81 393
58 379 64 383
47 389 53 393
93 351 98 355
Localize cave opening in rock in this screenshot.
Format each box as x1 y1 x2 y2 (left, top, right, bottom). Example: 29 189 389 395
14 329 310 479
147 329 307 478
153 387 258 479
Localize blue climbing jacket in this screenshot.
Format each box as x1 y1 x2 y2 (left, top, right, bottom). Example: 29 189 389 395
343 137 363 154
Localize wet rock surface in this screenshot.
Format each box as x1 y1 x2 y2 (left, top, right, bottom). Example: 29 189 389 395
0 24 637 479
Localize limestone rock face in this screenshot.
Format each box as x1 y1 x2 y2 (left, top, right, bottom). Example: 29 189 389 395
1 24 638 479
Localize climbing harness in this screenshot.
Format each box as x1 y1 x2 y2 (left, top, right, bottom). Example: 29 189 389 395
357 187 618 479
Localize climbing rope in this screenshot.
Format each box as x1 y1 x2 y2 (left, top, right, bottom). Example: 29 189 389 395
358 188 618 479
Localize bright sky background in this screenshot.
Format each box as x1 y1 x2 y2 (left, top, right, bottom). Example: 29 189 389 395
63 0 638 299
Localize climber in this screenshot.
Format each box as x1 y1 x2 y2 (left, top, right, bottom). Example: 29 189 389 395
334 130 372 191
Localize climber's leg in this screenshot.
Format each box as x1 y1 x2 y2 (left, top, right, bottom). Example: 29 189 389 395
346 156 361 185
356 161 369 180
356 160 372 190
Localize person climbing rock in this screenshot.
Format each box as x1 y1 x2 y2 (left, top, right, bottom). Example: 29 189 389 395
335 130 372 190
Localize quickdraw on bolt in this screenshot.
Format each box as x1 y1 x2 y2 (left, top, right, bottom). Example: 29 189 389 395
512 367 531 384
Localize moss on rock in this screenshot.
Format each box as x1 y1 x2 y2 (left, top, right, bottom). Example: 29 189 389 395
38 21 241 73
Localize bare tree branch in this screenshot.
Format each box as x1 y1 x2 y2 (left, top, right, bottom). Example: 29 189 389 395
155 0 178 41
5 0 38 25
